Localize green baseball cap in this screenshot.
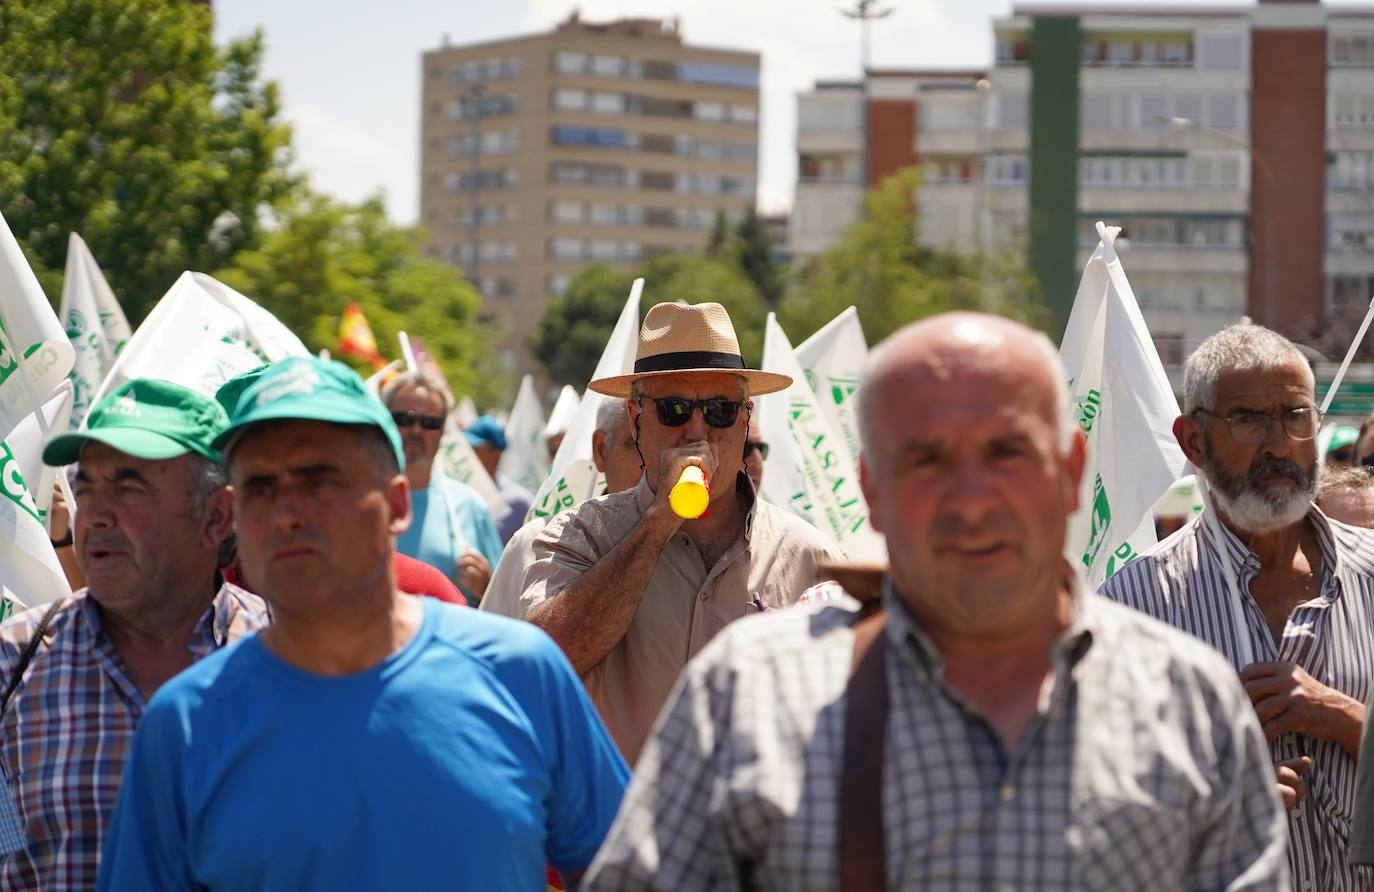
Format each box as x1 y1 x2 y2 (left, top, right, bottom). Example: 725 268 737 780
1328 425 1360 455
212 356 404 469
214 364 270 418
43 379 229 466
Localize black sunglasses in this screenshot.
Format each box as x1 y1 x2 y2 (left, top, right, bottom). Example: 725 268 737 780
745 440 769 460
643 396 743 429
391 410 444 432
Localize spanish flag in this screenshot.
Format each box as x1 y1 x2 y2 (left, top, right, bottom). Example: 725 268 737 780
336 302 386 370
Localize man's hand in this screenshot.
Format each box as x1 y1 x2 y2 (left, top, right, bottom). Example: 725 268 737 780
1240 661 1365 755
457 551 493 601
49 481 71 542
1276 756 1312 812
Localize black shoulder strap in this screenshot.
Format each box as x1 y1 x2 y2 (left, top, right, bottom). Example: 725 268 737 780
839 600 889 892
0 599 65 716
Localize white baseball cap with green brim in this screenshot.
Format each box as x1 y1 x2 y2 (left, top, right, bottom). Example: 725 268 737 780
211 356 405 469
43 379 229 466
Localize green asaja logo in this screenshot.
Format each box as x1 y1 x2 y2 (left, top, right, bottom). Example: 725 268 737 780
1074 388 1103 434
0 440 41 524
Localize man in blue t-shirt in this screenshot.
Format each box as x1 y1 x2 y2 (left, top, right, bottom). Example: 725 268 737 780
382 371 503 603
97 357 629 891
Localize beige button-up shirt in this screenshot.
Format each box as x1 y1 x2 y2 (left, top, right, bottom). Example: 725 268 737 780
521 472 841 762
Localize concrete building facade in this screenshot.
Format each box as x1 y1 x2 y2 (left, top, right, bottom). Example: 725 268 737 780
420 14 760 367
790 1 1374 374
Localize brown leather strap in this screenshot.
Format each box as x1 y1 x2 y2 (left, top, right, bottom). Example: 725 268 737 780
839 604 889 892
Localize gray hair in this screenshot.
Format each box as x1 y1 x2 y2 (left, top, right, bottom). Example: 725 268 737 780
1319 465 1374 502
185 454 235 568
381 370 454 414
858 323 1074 462
1183 324 1314 414
594 397 628 439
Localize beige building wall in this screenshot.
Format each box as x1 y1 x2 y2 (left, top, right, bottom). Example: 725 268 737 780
420 16 760 372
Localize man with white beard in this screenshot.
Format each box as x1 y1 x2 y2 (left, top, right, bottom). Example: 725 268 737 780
1100 324 1374 890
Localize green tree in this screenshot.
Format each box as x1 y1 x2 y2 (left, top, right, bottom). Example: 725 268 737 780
731 208 783 306
779 168 1043 345
215 193 502 406
0 0 296 318
527 264 637 390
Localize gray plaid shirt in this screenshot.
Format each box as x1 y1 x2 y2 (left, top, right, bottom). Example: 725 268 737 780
584 580 1288 891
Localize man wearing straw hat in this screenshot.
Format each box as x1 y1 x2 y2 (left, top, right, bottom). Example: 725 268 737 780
1100 324 1374 890
521 301 839 763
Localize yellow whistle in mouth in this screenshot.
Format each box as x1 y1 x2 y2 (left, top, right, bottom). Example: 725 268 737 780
669 466 710 519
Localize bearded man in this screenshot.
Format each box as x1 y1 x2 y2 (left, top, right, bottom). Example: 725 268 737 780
1100 324 1374 890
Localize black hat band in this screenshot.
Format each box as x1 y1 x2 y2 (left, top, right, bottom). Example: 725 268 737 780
634 350 746 374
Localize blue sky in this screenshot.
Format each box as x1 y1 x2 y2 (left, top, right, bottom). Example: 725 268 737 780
214 0 1261 224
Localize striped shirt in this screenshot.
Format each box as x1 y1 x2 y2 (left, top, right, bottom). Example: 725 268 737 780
0 584 268 890
584 577 1288 891
1099 505 1374 891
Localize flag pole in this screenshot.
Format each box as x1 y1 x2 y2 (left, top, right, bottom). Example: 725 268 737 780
1320 295 1374 416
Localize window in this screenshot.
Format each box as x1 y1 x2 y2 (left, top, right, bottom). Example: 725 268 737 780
1332 33 1374 67
548 274 573 296
552 125 627 148
590 91 624 114
549 238 581 260
1198 33 1244 70
678 61 760 89
551 200 584 223
696 102 725 122
554 51 587 74
553 88 587 111
995 93 1029 129
591 55 624 77
1205 94 1241 131
729 104 758 125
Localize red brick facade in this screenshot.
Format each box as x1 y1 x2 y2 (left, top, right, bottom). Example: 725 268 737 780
1249 28 1326 333
866 100 917 186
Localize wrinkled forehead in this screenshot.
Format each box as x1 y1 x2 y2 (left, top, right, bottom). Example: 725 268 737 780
226 419 365 476
1211 362 1315 410
385 385 446 413
76 441 189 479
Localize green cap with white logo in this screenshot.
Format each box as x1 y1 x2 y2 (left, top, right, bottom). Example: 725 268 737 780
212 356 404 469
43 379 229 466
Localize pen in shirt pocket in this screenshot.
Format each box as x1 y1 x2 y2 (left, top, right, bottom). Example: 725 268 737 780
751 593 767 613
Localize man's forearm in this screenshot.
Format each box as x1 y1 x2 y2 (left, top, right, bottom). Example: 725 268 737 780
526 508 678 675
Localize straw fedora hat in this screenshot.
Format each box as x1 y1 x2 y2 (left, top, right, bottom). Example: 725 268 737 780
589 301 792 398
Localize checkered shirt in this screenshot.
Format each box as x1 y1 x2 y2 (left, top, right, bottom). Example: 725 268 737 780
584 580 1289 891
0 584 268 890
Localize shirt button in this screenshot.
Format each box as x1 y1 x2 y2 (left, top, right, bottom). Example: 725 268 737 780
1292 805 1303 820
1000 884 1015 892
1000 783 1015 803
1064 826 1084 849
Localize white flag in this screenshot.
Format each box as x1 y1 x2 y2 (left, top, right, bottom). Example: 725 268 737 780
0 384 76 611
795 306 869 469
498 375 550 495
544 385 580 441
758 313 885 561
1061 222 1187 587
0 211 75 443
60 233 131 428
527 278 642 522
437 417 506 514
85 271 308 411
455 396 478 427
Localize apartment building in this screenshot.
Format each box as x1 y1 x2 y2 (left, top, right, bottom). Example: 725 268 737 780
792 0 1374 382
419 14 760 366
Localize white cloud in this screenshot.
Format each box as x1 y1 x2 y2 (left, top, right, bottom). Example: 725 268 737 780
285 104 409 211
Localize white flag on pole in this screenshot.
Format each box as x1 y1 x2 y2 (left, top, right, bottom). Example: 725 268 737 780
1061 222 1187 587
758 313 885 561
794 306 869 469
455 396 478 428
527 278 643 522
85 271 307 411
0 382 76 612
543 385 580 441
0 211 75 443
60 233 131 428
498 375 550 495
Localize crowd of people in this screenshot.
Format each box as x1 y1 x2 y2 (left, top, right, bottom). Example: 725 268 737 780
1 298 1373 890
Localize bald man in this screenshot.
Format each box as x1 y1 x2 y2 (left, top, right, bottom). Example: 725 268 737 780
585 313 1287 890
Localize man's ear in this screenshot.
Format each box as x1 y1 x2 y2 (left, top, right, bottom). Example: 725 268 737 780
591 430 608 473
1062 430 1086 515
1173 414 1207 469
199 487 235 553
859 456 883 535
387 473 412 537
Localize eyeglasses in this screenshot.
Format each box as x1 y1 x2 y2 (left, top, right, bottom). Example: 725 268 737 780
391 410 444 432
745 440 769 460
642 396 743 429
1192 406 1321 445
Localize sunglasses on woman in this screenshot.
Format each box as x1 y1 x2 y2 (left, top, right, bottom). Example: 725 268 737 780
642 396 743 429
391 410 445 432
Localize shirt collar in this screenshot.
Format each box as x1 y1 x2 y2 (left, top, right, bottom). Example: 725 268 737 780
881 565 1096 681
82 578 243 654
1200 499 1341 598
